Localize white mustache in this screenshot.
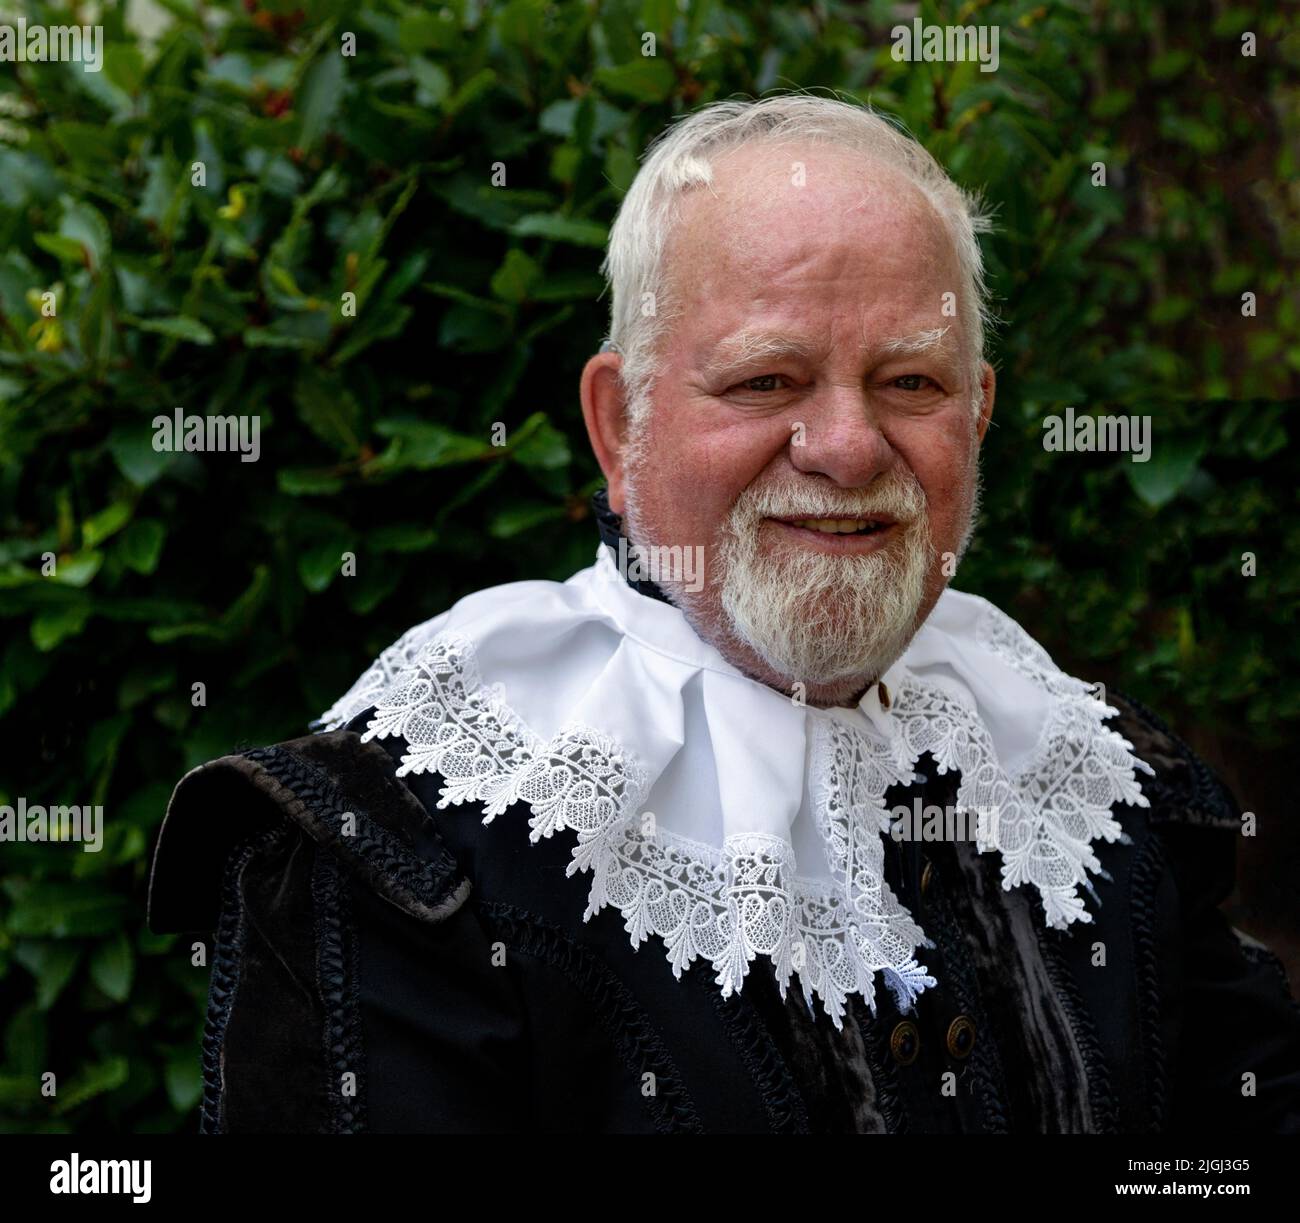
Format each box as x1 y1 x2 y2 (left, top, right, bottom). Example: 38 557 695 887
732 479 926 525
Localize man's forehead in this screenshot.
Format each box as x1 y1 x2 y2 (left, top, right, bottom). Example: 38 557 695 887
679 143 940 238
706 139 924 198
666 154 959 306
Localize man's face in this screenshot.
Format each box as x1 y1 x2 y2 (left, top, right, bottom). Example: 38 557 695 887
607 142 993 703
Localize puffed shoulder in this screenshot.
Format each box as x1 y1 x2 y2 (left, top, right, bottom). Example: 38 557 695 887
1106 690 1240 830
1106 691 1287 972
147 726 471 934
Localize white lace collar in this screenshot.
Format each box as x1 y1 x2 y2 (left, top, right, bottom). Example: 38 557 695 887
318 546 1153 1029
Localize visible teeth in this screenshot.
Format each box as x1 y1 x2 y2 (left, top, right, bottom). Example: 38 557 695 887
791 518 881 534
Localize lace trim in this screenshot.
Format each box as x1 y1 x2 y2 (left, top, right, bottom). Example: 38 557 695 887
339 600 1155 1023
886 600 1153 928
316 619 446 732
358 632 933 1029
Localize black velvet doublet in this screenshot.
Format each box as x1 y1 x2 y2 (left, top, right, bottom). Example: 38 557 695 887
148 506 1300 1135
147 681 1300 1133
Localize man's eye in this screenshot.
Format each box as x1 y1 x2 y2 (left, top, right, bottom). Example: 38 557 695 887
734 374 788 393
893 374 936 392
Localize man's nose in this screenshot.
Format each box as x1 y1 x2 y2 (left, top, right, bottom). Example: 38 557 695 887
788 384 895 487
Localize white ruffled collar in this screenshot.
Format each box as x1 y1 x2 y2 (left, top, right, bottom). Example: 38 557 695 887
319 545 1153 1029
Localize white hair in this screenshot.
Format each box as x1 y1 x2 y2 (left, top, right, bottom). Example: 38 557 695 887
600 92 996 425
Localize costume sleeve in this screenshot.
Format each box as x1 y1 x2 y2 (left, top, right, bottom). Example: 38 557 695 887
1156 816 1300 1133
148 731 530 1132
1114 694 1300 1133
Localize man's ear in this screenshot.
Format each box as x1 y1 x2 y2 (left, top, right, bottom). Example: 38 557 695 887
975 361 996 444
580 350 632 514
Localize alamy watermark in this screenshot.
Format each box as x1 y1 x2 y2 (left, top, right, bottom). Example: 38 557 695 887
613 536 704 594
889 798 999 843
1042 406 1151 463
153 409 260 463
891 19 1000 74
0 19 102 72
50 1154 150 1203
1 798 103 852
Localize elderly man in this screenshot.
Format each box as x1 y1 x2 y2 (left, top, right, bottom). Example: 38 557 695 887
148 95 1300 1133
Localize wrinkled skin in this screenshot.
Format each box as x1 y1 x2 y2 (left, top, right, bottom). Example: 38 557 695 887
582 142 996 706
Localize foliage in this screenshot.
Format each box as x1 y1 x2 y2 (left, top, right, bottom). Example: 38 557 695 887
0 0 1295 1131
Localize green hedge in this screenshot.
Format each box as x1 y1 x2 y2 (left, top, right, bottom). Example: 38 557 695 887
0 0 1296 1131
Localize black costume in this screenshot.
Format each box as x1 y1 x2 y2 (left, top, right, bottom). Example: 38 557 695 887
147 502 1300 1133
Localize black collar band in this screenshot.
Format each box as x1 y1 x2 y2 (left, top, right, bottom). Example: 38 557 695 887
591 488 674 606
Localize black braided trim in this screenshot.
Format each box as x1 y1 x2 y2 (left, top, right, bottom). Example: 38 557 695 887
924 868 1010 1133
199 823 287 1134
1129 832 1170 1131
708 982 810 1133
477 900 705 1133
1235 937 1300 1011
1110 691 1239 829
1037 924 1119 1133
849 995 907 1133
240 745 463 918
312 849 367 1134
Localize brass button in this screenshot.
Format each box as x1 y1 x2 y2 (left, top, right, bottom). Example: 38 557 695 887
920 859 934 899
946 1015 976 1059
889 1020 920 1065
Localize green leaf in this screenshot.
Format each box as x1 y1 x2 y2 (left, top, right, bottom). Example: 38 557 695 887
13 943 81 1011
103 44 146 95
294 367 362 454
4 881 127 938
369 523 438 553
278 468 345 496
1126 434 1206 508
539 97 628 145
57 196 111 273
48 122 119 170
490 249 541 302
244 325 322 350
511 212 608 248
299 50 346 151
47 551 102 588
411 57 451 107
33 232 86 265
164 1052 203 1113
124 315 216 345
53 1058 129 1116
594 57 676 103
1149 49 1193 81
82 502 134 549
509 412 570 469
89 933 134 1003
489 502 566 538
118 520 165 575
370 419 493 471
297 540 348 593
398 9 460 53
445 68 497 116
108 424 176 488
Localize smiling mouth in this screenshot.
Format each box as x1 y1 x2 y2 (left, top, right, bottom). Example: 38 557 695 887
780 517 896 536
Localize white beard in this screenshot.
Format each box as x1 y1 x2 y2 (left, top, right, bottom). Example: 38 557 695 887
621 387 973 691
713 472 935 687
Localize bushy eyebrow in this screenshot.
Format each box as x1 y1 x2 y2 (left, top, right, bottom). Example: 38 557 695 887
697 330 825 381
697 325 958 382
878 326 954 359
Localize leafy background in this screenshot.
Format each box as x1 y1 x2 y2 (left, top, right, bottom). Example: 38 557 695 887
0 0 1296 1131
